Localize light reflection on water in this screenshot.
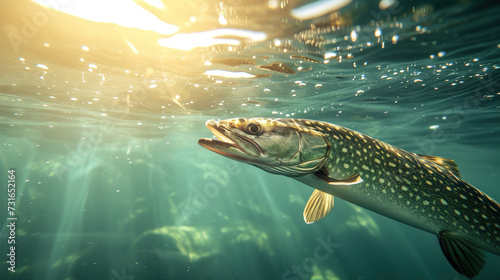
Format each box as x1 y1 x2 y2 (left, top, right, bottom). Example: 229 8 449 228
0 0 499 279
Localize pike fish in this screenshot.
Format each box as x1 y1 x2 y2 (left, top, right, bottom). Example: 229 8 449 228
198 118 500 278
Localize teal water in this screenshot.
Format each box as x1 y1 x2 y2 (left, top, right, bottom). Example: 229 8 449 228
0 0 499 279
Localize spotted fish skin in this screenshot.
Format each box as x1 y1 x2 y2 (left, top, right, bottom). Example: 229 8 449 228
199 118 500 277
289 119 500 254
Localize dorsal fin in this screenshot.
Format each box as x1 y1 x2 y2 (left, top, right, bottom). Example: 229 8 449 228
438 231 485 278
417 154 461 177
303 189 334 224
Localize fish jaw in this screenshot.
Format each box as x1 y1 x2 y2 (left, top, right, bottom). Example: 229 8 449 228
198 120 261 162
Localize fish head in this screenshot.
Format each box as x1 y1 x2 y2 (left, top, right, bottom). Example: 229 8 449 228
198 118 330 176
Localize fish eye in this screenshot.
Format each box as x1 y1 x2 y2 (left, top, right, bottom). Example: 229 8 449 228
246 123 261 135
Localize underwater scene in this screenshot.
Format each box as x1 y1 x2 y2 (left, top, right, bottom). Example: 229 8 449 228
1 0 499 279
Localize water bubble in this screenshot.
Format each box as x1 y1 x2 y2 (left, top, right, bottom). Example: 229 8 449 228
324 51 337 59
351 30 358 42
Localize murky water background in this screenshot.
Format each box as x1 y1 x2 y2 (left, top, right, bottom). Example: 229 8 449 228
1 0 499 279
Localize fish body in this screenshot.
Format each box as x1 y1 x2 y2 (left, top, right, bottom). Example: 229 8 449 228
198 118 500 278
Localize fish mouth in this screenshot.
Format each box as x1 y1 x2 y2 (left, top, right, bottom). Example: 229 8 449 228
198 120 261 161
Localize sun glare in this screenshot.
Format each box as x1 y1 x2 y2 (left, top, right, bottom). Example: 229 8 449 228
291 0 352 20
203 70 257 79
158 29 267 51
32 0 178 35
31 0 269 51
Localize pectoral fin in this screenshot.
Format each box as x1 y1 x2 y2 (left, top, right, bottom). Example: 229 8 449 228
315 167 363 185
303 189 334 224
437 231 485 279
